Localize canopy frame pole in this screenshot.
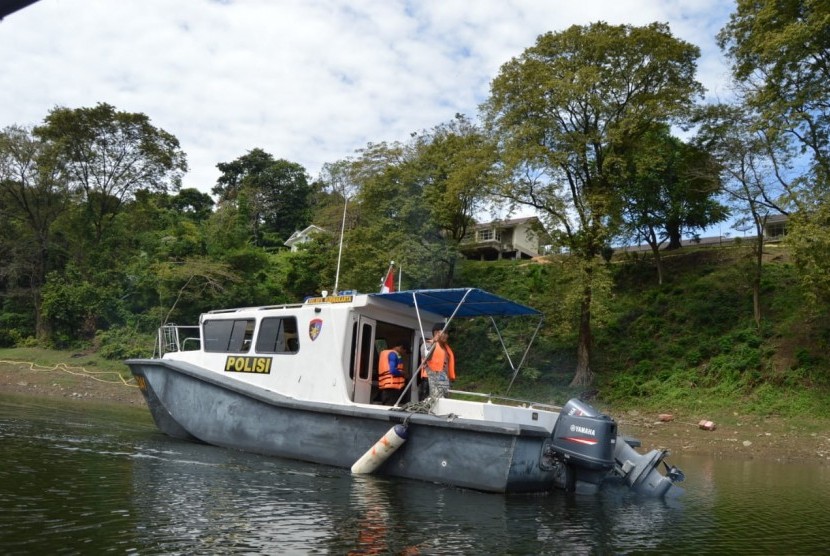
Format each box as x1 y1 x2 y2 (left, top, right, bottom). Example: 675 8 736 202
506 315 544 394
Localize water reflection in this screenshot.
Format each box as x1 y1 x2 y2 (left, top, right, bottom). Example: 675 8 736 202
1 394 829 555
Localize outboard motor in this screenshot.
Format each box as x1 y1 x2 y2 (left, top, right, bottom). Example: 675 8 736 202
545 398 685 497
547 398 618 494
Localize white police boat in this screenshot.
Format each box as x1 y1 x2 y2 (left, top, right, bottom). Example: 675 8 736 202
126 288 683 496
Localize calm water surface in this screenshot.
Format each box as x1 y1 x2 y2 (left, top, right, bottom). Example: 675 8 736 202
1 393 828 555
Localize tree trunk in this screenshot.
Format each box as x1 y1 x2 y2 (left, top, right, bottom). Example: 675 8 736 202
33 288 50 341
648 241 664 285
665 222 683 250
752 229 764 329
34 240 51 342
569 282 595 387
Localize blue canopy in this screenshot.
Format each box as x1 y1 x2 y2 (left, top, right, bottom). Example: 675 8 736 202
370 288 541 318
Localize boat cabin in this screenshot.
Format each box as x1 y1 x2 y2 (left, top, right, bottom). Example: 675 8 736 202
160 292 444 406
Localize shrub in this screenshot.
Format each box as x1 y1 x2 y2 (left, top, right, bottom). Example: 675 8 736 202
95 326 155 360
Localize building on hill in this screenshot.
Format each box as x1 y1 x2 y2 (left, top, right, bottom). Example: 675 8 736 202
284 225 327 252
460 217 545 260
763 214 788 241
618 214 789 253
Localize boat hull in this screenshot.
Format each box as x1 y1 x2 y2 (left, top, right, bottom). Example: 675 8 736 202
127 358 561 493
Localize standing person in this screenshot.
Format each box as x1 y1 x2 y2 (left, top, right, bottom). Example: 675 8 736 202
378 342 407 406
421 323 455 399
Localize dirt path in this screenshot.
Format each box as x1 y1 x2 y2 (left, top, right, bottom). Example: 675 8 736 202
2 359 829 464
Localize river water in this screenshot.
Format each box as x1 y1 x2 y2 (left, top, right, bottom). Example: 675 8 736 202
1 394 828 555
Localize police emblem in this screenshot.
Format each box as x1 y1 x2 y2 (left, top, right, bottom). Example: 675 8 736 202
309 318 323 341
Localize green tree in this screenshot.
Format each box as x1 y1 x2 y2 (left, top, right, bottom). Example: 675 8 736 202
620 127 727 284
214 149 313 247
718 0 830 313
695 103 796 327
412 114 498 285
0 125 73 339
335 141 438 292
168 188 215 222
483 22 704 386
34 103 187 246
40 264 127 346
150 258 242 326
328 128 493 293
718 0 830 188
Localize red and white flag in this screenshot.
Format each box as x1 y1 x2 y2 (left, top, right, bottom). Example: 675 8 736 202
380 262 396 293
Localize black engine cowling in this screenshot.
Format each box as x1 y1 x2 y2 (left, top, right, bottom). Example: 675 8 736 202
548 398 618 493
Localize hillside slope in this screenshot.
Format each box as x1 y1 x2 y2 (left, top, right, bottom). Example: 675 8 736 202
456 242 830 419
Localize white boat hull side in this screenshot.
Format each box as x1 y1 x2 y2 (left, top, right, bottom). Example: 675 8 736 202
127 358 561 494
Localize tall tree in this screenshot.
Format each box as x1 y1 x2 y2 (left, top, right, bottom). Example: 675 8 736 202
718 0 830 310
695 103 797 327
168 188 215 222
214 149 312 247
34 103 187 245
336 141 439 292
0 125 72 339
483 22 703 386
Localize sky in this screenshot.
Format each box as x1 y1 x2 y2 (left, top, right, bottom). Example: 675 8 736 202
1 0 736 199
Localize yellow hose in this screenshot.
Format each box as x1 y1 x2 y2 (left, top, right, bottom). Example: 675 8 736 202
0 359 138 388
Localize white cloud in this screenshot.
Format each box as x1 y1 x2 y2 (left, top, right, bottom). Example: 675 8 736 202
0 0 735 194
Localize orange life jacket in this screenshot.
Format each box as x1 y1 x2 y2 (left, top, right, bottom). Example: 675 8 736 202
378 349 405 390
422 342 456 381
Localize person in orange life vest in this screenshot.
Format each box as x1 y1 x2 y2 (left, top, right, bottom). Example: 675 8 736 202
378 342 407 406
421 323 455 398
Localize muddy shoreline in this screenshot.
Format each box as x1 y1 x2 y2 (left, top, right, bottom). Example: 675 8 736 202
2 360 828 464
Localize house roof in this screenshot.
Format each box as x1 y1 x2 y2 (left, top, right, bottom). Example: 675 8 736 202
471 216 539 230
285 224 327 246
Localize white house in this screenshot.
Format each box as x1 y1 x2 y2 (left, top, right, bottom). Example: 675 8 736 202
284 225 327 252
460 217 544 260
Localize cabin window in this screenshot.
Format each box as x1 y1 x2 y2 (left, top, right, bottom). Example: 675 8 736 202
203 319 255 353
358 322 373 380
256 317 299 354
349 321 358 380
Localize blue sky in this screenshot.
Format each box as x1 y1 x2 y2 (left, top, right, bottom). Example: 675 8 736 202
1 0 735 198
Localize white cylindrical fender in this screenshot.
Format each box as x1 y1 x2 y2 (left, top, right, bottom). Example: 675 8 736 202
351 424 408 474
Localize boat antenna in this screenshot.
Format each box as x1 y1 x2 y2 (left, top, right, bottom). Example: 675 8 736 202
333 193 348 295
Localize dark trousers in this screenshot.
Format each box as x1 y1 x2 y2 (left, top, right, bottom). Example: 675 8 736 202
380 388 403 406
